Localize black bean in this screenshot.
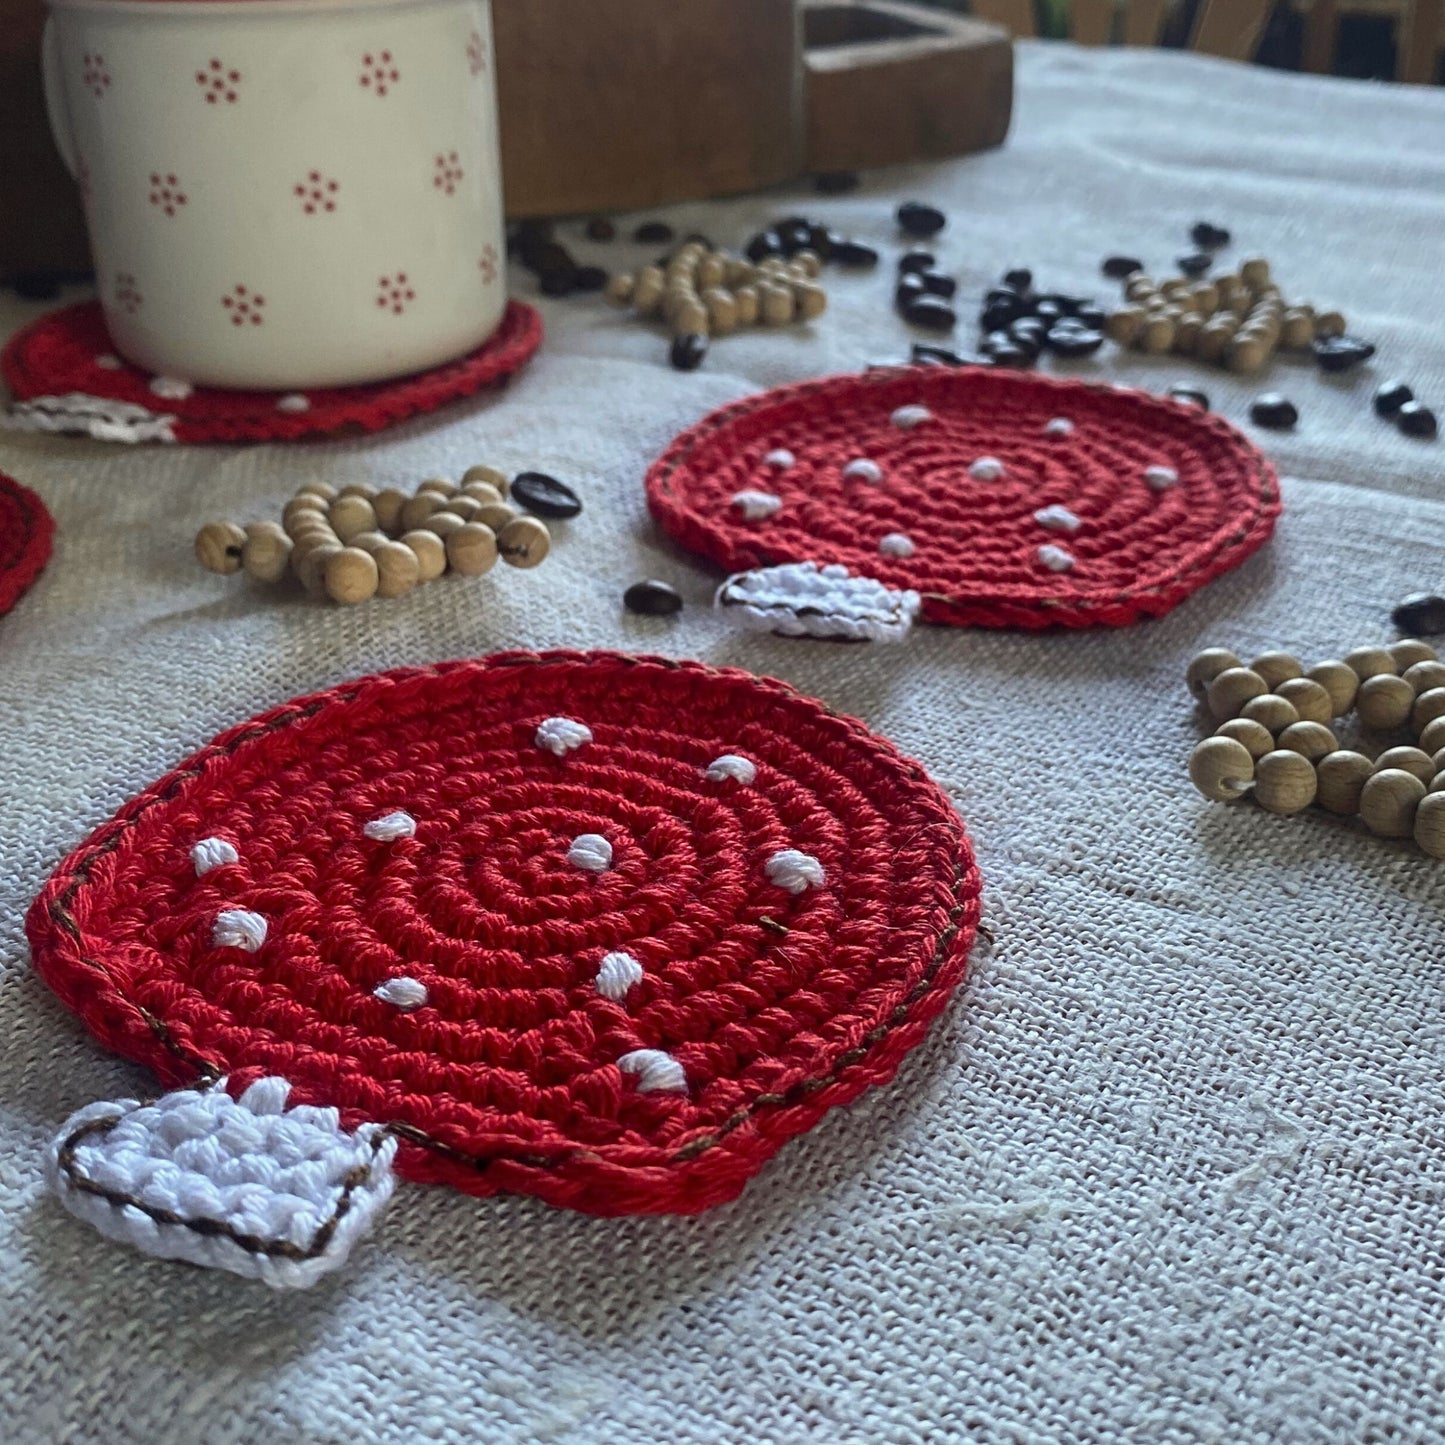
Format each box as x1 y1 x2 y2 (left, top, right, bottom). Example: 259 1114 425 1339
1035 293 1083 316
1168 386 1211 410
983 286 1024 311
899 249 936 275
745 230 783 263
1002 268 1033 293
920 272 957 299
1250 393 1298 429
669 333 708 372
518 240 575 276
1034 299 1066 324
1393 593 1445 635
1074 304 1107 330
807 224 834 259
831 238 879 268
895 274 927 310
1001 329 1042 362
1009 317 1046 347
912 343 968 366
512 471 582 519
897 201 945 237
1191 221 1231 249
776 217 814 255
984 343 1032 368
585 217 616 242
1313 335 1376 373
1102 255 1144 279
902 296 956 331
1177 253 1212 278
633 220 674 244
624 580 683 616
538 267 577 297
572 265 608 292
1374 379 1415 418
814 170 860 194
1045 323 1104 358
1398 402 1439 439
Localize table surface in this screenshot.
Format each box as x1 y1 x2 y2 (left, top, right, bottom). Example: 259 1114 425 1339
4 40 1445 1445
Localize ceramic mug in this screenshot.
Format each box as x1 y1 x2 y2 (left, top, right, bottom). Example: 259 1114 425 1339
42 0 507 390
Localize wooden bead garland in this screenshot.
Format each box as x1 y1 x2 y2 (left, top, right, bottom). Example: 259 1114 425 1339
1185 635 1445 854
194 468 552 605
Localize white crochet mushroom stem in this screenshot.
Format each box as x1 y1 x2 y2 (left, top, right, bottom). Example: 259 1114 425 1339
766 849 825 893
731 490 783 520
705 754 757 785
617 1049 688 1094
568 833 613 872
536 717 592 756
363 811 416 841
212 908 267 951
596 951 644 1001
716 562 921 644
190 837 238 875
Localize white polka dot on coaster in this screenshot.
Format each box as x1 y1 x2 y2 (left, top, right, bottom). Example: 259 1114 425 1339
190 837 238 876
212 908 267 952
968 457 1005 481
535 717 592 756
766 848 825 893
1034 504 1081 535
374 977 428 1011
363 811 416 842
705 754 757 784
595 951 644 1001
149 375 194 401
843 459 884 484
568 833 613 872
94 353 122 371
890 404 931 430
764 448 795 469
732 490 783 520
1038 543 1075 573
617 1048 688 1093
1144 464 1179 491
276 394 311 415
879 532 916 558
1043 418 1074 437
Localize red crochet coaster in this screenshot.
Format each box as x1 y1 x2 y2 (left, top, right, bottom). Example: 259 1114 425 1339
2 300 542 445
28 651 981 1216
647 366 1281 629
0 470 54 616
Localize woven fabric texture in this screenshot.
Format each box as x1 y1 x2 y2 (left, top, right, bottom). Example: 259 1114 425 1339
0 469 53 614
647 366 1279 628
3 43 1445 1445
1 300 542 444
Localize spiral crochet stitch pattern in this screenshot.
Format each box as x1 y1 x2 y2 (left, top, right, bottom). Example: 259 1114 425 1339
2 301 541 444
0 470 54 616
646 366 1280 629
27 652 982 1217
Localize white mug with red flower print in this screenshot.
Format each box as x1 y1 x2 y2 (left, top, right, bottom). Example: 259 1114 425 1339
42 0 507 390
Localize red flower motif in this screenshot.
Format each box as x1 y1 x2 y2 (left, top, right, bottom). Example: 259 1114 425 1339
466 30 486 77
115 272 143 314
433 151 464 197
478 245 498 286
82 53 111 99
376 273 416 315
196 57 241 105
222 284 266 326
294 170 340 216
148 172 188 218
359 50 400 97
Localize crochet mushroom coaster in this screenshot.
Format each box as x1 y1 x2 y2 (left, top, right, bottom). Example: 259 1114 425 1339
0 470 54 616
647 366 1280 630
28 651 982 1286
1 300 542 445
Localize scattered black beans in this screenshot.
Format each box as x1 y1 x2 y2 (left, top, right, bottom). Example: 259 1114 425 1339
1102 255 1144 279
669 333 709 372
512 472 582 519
1250 393 1298 429
1034 298 1067 324
572 265 608 293
1393 592 1445 635
585 217 616 242
897 201 946 237
814 170 860 195
624 580 684 616
745 230 783 262
1313 335 1376 373
1177 253 1212 278
1074 303 1107 330
1168 386 1211 410
973 270 1106 371
1374 379 1414 417
1045 321 1105 358
912 343 969 366
1398 401 1439 439
633 220 674 244
1002 268 1033 293
899 249 935 275
902 296 956 331
920 272 957 299
775 216 814 255
983 341 1032 368
538 267 578 297
831 238 880 268
1191 221 1231 249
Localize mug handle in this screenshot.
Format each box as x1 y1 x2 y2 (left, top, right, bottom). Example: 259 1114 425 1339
41 17 81 179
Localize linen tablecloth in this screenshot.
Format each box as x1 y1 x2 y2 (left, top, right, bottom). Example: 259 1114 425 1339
4 41 1445 1444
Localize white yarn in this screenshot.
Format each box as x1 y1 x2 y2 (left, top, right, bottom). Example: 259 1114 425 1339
94 353 123 370
536 716 593 756
717 561 921 643
704 754 757 785
890 404 931 429
363 811 417 842
276 393 311 414
1038 543 1076 573
842 458 884 483
766 848 826 893
2 393 178 444
763 448 795 469
47 1077 397 1289
1034 504 1082 534
374 977 428 1011
190 837 238 875
968 457 1005 481
595 951 644 1001
148 375 194 401
1044 417 1074 436
568 833 613 872
731 490 782 520
1145 464 1179 490
878 532 916 558
617 1049 688 1094
212 909 267 952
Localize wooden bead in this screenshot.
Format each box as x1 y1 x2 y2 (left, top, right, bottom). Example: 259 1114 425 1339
1194 320 1235 364
443 494 482 522
760 283 795 326
605 272 635 308
1123 275 1155 301
1189 736 1255 800
294 482 338 503
1432 746 1445 776
1421 716 1445 756
497 515 551 568
337 483 378 502
462 464 509 497
632 265 665 316
734 285 760 326
283 496 329 532
1412 687 1445 735
240 521 292 584
372 487 407 535
288 513 338 543
1241 693 1299 734
1254 750 1317 814
1249 651 1302 690
416 477 458 499
421 511 465 540
704 287 738 336
372 540 421 598
1137 314 1175 354
1355 674 1416 731
1432 774 1445 794
1403 660 1445 695
1207 666 1267 720
794 282 828 322
461 484 505 511
400 491 445 533
1104 307 1145 346
323 546 379 605
1314 309 1346 339
349 530 392 554
1280 309 1314 350
328 495 377 543
1275 677 1333 725
1187 647 1242 700
1375 746 1434 783
1344 645 1397 680
1173 316 1203 353
473 501 518 533
1239 257 1270 291
1226 336 1270 374
1277 721 1338 761
1216 718 1274 759
1190 282 1219 316
1390 638 1438 671
697 253 728 288
445 522 499 577
1305 660 1358 716
1359 768 1426 837
1315 750 1373 815
1414 793 1445 857
399 529 447 582
195 521 247 574
296 541 342 597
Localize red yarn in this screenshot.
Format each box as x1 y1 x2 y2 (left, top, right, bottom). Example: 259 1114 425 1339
0 470 54 616
2 300 542 445
647 366 1280 629
26 652 982 1216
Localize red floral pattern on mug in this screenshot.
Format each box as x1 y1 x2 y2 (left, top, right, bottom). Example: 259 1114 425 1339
433 152 464 196
478 245 498 286
148 173 188 218
115 272 143 314
360 51 400 96
295 171 340 215
196 58 241 104
82 53 111 99
222 285 265 326
466 30 486 76
377 273 415 315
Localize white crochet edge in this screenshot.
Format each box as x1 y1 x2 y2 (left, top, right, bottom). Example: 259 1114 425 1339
48 1077 397 1290
2 393 179 444
716 561 920 643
